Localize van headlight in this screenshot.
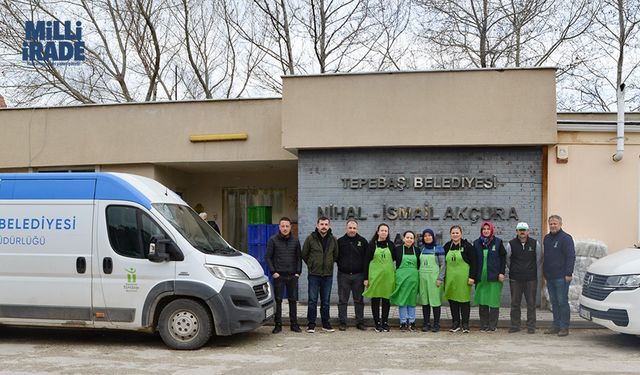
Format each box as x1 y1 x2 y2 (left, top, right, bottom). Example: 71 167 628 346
205 264 249 280
605 274 640 290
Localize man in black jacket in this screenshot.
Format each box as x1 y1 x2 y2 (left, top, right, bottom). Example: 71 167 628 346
506 222 542 334
266 217 302 333
336 219 368 331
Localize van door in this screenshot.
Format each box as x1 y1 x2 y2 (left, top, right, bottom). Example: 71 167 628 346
94 202 176 328
0 201 94 324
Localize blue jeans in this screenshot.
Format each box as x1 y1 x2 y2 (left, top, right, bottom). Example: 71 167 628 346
307 275 333 328
547 278 570 329
399 305 416 324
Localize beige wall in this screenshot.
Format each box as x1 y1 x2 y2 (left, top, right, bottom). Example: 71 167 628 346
0 98 295 169
282 68 557 150
548 126 640 253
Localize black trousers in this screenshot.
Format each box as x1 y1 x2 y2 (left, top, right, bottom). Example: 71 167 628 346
371 297 390 324
273 274 299 325
479 305 500 330
449 300 470 328
510 279 537 329
337 271 365 325
422 305 441 325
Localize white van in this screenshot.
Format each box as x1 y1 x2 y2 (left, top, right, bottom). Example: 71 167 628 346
0 172 274 349
579 248 640 335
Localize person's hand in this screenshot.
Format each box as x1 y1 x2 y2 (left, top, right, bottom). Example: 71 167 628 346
565 275 573 283
498 274 505 283
364 280 369 288
273 272 280 279
468 278 475 285
436 280 442 287
295 273 300 278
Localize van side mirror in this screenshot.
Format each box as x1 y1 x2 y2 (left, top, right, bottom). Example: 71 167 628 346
149 236 183 262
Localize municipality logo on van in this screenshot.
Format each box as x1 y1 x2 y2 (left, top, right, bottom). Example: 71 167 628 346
124 268 139 292
126 267 137 283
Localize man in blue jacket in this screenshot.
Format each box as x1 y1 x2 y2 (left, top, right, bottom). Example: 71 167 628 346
543 215 576 337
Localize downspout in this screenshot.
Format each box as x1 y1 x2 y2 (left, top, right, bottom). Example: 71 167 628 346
612 83 625 162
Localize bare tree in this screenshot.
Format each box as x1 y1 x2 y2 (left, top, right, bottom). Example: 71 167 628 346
367 0 412 70
560 0 640 111
296 0 378 73
413 0 593 70
175 0 261 99
0 0 262 105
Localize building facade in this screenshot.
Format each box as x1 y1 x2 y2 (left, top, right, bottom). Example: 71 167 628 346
1 67 639 281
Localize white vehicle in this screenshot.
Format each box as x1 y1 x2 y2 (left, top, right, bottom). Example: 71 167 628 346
579 248 640 335
0 172 274 349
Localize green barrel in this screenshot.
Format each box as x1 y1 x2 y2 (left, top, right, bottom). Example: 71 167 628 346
247 206 272 224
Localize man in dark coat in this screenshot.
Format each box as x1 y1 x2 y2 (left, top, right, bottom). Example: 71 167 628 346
336 219 368 331
506 222 542 334
266 217 302 333
543 215 576 337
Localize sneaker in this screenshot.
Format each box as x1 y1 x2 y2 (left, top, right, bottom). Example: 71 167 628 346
449 325 461 333
487 327 497 333
399 323 407 332
527 328 536 334
409 322 416 332
272 325 282 334
557 329 569 337
544 327 560 335
322 324 335 332
306 326 315 333
382 322 390 332
356 323 366 331
422 324 431 332
462 326 470 333
374 323 383 332
339 323 347 331
479 327 488 332
290 323 301 333
508 327 521 333
431 323 440 333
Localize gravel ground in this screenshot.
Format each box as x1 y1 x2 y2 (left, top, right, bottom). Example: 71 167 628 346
0 325 638 374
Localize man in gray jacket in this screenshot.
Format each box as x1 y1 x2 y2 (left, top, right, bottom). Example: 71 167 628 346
266 217 302 333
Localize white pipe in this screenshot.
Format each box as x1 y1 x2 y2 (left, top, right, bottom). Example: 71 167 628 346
613 84 625 162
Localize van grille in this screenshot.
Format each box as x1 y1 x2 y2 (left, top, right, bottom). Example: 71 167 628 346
581 273 615 301
253 282 269 301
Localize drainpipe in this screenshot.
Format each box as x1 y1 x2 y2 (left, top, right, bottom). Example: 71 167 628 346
612 83 625 162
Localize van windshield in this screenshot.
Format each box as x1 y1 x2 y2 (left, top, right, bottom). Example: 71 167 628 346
152 203 239 256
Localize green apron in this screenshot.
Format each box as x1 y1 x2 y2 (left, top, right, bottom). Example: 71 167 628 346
443 246 471 303
390 247 419 306
473 248 503 308
363 246 395 299
418 252 442 307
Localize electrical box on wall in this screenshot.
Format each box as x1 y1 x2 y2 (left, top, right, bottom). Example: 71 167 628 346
556 145 569 163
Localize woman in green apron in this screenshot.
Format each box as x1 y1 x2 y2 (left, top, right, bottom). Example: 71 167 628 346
389 231 420 331
363 223 397 332
418 228 445 332
443 225 477 333
472 221 506 332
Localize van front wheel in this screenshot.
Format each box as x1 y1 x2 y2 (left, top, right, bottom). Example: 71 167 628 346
158 299 213 350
